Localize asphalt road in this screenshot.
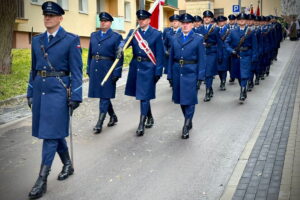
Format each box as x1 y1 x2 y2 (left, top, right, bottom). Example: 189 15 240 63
0 40 296 200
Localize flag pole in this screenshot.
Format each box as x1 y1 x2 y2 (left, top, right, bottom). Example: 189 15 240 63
100 0 161 86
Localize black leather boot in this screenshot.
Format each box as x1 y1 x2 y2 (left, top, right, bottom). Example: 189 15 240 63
247 81 253 92
266 66 270 76
204 88 211 102
107 107 118 127
28 165 50 199
182 119 191 139
239 87 247 101
255 77 260 85
145 112 154 129
209 87 214 97
93 113 106 134
57 151 74 181
107 114 118 127
229 78 235 83
136 115 146 136
220 80 226 91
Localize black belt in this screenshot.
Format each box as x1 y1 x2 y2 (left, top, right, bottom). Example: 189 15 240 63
92 55 114 61
174 59 197 65
239 47 252 51
37 70 69 77
205 43 217 48
134 56 151 62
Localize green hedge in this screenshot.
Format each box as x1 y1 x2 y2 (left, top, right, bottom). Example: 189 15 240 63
0 48 132 101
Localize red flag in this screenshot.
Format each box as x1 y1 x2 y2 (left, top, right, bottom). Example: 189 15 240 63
250 4 254 14
256 4 260 16
150 0 165 29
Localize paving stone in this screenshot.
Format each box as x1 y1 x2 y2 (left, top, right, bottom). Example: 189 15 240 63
233 44 300 199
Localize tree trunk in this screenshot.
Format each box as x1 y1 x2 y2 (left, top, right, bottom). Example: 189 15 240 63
0 0 18 74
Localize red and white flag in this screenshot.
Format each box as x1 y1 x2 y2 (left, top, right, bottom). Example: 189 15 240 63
255 4 260 16
250 3 254 15
150 0 165 30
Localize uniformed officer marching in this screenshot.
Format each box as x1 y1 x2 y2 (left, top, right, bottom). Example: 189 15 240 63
227 14 238 83
247 14 258 91
87 12 123 134
253 15 263 86
26 1 83 199
121 10 164 136
163 14 181 75
227 14 238 30
167 13 206 139
260 16 272 79
217 15 230 91
193 15 203 31
195 10 222 102
225 13 257 102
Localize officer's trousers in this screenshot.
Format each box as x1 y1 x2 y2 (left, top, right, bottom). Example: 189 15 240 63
238 79 248 87
42 139 68 166
205 77 213 88
140 100 150 116
99 98 114 114
180 105 195 119
218 71 227 81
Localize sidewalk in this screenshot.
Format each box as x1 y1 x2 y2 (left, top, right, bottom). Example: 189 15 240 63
0 68 129 127
221 41 300 200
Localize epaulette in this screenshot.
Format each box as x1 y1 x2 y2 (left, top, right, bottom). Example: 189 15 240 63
66 32 78 38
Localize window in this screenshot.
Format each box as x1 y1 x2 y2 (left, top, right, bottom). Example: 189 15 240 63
179 10 186 15
125 2 131 22
97 0 105 14
17 0 25 18
57 0 68 10
31 0 44 5
79 0 88 13
214 8 224 17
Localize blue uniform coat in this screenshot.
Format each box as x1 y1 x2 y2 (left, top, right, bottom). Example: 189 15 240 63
163 27 181 73
195 24 222 77
167 31 206 105
27 27 83 139
218 26 230 71
225 26 258 79
124 26 164 100
87 29 123 98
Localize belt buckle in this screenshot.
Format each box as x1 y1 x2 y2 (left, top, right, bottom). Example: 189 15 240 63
41 70 47 77
179 59 184 65
137 56 142 62
95 55 100 60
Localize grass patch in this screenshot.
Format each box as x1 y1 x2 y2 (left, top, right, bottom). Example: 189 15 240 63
0 48 132 101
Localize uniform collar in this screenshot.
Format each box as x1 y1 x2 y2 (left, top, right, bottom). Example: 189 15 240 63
47 26 60 38
140 25 149 32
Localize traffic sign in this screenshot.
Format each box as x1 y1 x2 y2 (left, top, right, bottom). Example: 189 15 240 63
233 5 240 13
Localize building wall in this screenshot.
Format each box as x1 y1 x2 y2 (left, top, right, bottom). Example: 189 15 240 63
214 0 282 17
186 0 282 17
186 0 213 15
13 0 180 48
13 32 31 49
15 0 97 37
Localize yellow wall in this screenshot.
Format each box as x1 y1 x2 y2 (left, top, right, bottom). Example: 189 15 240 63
16 0 97 37
185 0 282 17
186 1 214 15
15 0 138 37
